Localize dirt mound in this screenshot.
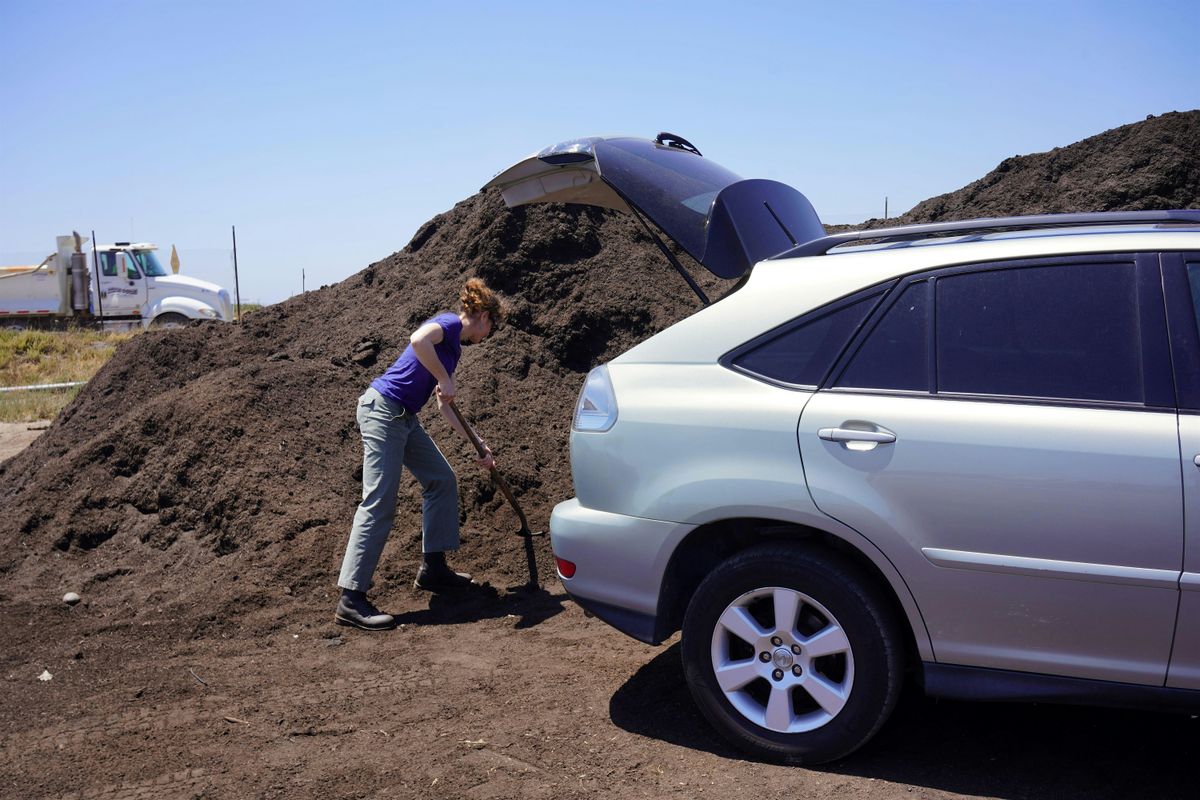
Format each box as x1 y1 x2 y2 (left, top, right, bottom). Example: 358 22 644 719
2 111 1198 629
842 109 1200 231
0 194 726 626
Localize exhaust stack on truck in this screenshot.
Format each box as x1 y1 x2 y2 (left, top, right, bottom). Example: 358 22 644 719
0 233 233 329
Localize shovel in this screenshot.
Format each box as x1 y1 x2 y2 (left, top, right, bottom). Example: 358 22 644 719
446 400 542 590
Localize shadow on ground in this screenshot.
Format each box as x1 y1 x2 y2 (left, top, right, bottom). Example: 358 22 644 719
610 643 1200 799
394 583 568 629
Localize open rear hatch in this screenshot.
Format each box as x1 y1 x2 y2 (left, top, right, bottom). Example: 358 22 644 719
483 134 824 301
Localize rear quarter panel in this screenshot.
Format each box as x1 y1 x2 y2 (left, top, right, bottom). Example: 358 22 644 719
571 362 935 659
573 364 816 523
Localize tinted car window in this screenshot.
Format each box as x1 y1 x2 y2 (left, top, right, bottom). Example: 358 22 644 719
1187 262 1200 336
732 294 878 386
837 281 930 392
937 262 1142 402
597 138 742 262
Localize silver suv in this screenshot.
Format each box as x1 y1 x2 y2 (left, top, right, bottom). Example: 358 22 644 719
486 135 1200 763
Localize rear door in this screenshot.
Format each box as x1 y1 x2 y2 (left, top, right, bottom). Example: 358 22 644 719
798 254 1183 684
1164 251 1200 689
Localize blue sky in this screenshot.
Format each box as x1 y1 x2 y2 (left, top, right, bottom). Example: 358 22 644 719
2 1 1196 304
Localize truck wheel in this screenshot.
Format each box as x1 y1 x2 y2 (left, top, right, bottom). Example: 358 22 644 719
151 312 190 329
681 543 903 764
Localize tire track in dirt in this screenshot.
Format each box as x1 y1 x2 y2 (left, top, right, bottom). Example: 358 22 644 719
1 668 426 756
51 767 222 800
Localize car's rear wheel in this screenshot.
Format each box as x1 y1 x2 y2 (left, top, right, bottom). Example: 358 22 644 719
681 543 903 764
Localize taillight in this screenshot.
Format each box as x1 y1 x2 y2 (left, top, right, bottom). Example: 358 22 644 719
572 365 618 432
555 557 577 579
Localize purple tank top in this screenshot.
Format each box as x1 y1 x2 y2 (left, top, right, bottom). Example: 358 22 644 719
370 313 462 414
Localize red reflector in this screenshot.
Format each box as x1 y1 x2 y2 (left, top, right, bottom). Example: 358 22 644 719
555 557 576 579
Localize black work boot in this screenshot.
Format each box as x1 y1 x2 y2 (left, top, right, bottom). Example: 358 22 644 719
334 589 396 631
414 551 474 592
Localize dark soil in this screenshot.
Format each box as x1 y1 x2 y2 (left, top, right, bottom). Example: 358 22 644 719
834 109 1200 232
2 110 1198 799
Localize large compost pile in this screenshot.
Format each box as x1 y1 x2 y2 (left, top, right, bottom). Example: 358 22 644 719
0 196 728 627
2 110 1198 632
873 110 1200 227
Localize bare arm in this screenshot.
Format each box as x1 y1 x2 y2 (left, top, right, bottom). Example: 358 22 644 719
414 321 495 469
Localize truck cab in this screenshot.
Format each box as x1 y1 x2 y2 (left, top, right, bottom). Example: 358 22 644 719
94 242 232 328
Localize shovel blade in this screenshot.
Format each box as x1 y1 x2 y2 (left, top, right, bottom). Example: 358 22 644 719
519 529 540 589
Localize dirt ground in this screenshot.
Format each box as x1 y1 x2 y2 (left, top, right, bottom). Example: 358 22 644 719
3 577 1197 800
0 421 47 463
3 112 1200 798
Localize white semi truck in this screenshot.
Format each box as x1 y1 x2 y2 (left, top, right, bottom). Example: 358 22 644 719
0 233 233 329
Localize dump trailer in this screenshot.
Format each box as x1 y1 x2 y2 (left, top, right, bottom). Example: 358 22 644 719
0 233 233 329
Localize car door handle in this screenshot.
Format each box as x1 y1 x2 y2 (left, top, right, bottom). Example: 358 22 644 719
818 427 897 444
1194 455 1200 467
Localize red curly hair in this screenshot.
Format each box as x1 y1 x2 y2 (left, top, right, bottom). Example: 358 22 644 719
459 278 507 327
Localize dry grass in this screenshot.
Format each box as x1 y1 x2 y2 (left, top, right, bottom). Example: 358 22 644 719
0 328 134 422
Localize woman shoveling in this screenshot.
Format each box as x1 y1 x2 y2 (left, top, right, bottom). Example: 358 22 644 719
335 278 506 631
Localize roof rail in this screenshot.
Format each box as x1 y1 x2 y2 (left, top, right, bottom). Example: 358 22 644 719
775 210 1200 259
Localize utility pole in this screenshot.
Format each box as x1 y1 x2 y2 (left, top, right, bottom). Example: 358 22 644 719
231 225 242 322
302 269 306 293
884 196 888 220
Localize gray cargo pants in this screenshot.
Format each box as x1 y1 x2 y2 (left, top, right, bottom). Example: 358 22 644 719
337 387 459 592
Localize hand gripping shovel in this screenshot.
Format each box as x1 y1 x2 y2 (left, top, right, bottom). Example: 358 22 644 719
446 400 542 590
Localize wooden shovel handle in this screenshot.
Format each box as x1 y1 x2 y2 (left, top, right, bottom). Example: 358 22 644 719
446 401 531 532
489 468 531 532
446 400 489 459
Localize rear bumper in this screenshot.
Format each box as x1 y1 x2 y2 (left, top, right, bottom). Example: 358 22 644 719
550 498 696 644
565 594 659 644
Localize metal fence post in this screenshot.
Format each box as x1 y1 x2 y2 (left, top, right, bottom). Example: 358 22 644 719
91 229 104 327
231 225 242 322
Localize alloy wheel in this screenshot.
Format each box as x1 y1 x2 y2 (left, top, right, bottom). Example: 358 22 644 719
710 586 855 733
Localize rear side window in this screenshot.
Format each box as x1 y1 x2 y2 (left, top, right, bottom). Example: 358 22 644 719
1187 262 1200 336
937 262 1142 402
731 294 879 386
837 281 931 392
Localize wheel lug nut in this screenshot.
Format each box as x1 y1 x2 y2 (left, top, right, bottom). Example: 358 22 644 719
792 665 802 676
772 669 783 681
759 652 771 662
771 636 782 646
791 644 801 654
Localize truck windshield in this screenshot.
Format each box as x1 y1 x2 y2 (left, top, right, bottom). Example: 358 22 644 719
131 250 170 277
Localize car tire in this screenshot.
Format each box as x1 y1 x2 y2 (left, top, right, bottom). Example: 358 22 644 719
681 542 903 764
151 312 190 329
